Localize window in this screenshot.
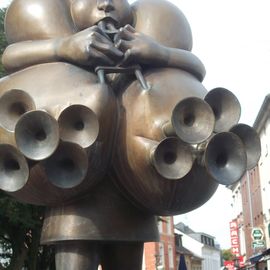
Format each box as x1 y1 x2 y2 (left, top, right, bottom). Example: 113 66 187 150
201 235 204 243
158 218 163 233
168 244 174 269
167 217 172 234
159 243 165 267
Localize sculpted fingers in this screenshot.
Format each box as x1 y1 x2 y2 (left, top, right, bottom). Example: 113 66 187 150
121 48 137 66
124 24 136 33
89 47 115 66
89 25 111 41
115 39 132 52
89 31 112 44
114 27 134 43
89 39 123 60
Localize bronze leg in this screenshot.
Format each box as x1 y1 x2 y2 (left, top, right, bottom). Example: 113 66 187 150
101 242 144 270
55 241 100 270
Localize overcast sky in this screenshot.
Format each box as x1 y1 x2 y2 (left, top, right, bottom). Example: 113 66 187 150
1 0 270 249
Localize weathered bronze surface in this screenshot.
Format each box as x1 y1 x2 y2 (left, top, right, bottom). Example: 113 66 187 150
0 0 261 269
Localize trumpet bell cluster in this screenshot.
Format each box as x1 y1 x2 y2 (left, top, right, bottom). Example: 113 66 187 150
0 89 100 205
152 87 261 186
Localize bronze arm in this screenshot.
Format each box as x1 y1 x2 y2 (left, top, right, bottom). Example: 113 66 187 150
115 25 206 81
158 46 206 82
2 26 123 73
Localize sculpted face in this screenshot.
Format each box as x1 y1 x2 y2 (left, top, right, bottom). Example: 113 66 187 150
71 0 133 30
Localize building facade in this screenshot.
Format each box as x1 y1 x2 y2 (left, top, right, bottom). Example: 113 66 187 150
241 168 265 259
174 232 203 270
253 94 270 269
175 222 221 270
143 216 176 270
228 95 270 269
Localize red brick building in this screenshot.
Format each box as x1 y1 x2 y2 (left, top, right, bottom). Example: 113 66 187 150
241 167 265 259
143 216 176 270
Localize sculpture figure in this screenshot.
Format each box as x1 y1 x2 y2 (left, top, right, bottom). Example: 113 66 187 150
0 0 261 269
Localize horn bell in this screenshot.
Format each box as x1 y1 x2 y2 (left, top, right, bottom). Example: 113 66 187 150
0 144 29 192
205 87 241 132
42 142 88 189
230 124 261 170
58 105 99 148
0 89 36 131
170 97 215 144
150 137 193 180
205 132 247 185
15 110 59 160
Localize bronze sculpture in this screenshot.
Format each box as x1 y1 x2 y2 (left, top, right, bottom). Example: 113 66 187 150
0 0 261 269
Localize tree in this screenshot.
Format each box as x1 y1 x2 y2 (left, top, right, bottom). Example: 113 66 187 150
0 8 7 77
222 249 235 261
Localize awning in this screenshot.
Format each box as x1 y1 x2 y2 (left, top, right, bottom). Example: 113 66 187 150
259 254 270 262
178 254 188 270
249 248 270 264
250 253 263 264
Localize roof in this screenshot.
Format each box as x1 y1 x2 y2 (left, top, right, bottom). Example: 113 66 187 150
176 245 193 255
175 222 195 234
175 222 216 239
253 94 270 133
189 232 216 240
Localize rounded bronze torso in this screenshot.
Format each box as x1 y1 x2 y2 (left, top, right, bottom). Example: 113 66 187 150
112 68 218 215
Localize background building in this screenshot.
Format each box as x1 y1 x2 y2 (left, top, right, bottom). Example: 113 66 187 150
175 222 221 270
143 217 176 270
175 233 203 270
253 94 270 269
228 95 270 269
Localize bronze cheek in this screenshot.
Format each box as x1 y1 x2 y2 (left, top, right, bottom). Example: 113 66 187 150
114 1 133 26
70 0 97 29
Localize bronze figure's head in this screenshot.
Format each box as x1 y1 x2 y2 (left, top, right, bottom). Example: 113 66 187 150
71 0 133 30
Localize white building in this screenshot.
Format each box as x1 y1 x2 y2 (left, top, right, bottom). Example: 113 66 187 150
175 223 221 270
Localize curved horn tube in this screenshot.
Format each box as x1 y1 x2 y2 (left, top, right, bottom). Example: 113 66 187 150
164 97 215 144
0 89 36 131
205 87 241 132
15 110 59 160
230 124 261 170
58 105 99 148
204 132 247 185
0 144 29 192
150 137 193 180
42 142 88 189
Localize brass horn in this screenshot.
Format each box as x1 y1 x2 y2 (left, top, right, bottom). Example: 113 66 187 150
42 142 88 189
0 89 36 131
150 137 193 180
15 110 59 160
58 105 99 148
230 124 261 170
163 97 215 144
0 144 29 192
204 132 247 185
205 87 241 132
